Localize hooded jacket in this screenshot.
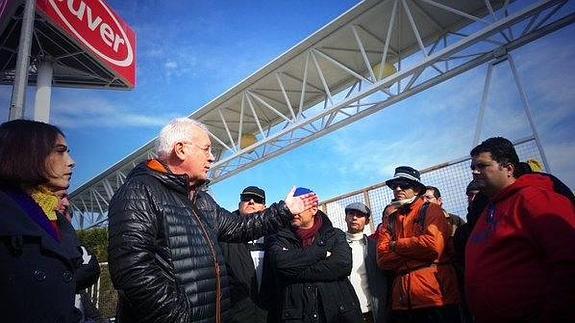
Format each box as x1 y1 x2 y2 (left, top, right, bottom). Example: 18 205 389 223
466 173 575 323
376 197 460 310
107 161 291 323
261 211 362 323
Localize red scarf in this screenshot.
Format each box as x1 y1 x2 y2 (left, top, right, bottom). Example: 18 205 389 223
295 214 323 247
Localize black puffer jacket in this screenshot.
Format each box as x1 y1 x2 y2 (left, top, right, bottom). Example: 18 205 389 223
261 211 362 323
107 161 291 323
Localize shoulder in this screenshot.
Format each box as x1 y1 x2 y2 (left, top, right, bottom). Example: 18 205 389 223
267 228 293 245
195 191 220 208
326 227 347 243
114 172 161 200
423 202 446 220
518 185 574 217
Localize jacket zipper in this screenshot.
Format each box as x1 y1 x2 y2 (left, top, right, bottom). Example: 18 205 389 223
190 207 222 323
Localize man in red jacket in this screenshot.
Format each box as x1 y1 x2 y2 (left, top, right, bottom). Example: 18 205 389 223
466 137 575 323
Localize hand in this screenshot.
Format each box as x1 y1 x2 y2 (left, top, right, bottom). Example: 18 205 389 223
285 186 318 214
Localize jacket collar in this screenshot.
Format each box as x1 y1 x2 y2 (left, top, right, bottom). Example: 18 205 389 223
0 190 81 266
129 160 190 196
278 210 334 240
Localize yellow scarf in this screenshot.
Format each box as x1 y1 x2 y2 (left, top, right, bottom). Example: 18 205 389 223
28 186 60 221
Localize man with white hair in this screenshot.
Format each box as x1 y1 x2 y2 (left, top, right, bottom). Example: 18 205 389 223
108 118 317 323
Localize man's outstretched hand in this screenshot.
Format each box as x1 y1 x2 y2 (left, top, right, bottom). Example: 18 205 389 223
285 186 318 214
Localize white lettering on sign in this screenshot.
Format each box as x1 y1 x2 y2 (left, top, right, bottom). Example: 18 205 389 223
63 0 124 52
49 0 134 67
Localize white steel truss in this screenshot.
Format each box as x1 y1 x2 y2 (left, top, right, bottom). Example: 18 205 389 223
70 0 575 228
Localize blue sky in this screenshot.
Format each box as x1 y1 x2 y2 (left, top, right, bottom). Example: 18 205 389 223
1 0 574 215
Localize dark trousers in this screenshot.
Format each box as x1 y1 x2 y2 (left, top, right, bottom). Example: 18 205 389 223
391 304 461 323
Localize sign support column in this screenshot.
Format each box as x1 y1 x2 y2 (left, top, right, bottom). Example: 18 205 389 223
33 58 53 122
9 0 36 120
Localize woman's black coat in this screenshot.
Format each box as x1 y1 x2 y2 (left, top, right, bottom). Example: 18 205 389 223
0 189 83 323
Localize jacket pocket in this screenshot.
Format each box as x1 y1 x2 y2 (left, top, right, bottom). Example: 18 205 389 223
281 307 303 321
337 299 361 323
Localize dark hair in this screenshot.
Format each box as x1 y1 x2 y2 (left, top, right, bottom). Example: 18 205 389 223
0 119 64 187
425 186 441 198
470 137 519 167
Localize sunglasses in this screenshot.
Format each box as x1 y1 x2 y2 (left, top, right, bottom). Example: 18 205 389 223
388 180 414 190
240 194 265 204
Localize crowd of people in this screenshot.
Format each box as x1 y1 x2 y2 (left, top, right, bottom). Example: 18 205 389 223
1 118 574 323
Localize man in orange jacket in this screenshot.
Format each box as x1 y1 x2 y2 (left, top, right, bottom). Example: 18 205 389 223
377 166 460 323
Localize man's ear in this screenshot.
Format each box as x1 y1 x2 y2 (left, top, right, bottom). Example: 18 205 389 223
504 163 516 178
173 142 187 161
365 217 370 225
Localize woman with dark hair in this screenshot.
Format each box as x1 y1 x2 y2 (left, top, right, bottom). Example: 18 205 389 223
0 119 82 322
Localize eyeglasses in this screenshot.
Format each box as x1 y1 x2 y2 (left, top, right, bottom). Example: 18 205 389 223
182 142 212 156
240 194 265 204
388 180 414 190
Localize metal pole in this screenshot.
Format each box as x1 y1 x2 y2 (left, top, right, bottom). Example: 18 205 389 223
33 59 53 122
473 62 494 146
507 54 552 172
9 0 37 120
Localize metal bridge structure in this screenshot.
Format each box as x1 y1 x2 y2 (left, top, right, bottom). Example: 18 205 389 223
69 0 575 228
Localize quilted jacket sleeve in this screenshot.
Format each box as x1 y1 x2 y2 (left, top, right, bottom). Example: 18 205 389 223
108 177 190 322
199 192 291 242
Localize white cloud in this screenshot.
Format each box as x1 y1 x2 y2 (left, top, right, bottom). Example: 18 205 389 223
50 94 177 128
165 60 178 69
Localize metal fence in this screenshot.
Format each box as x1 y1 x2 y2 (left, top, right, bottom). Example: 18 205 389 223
86 262 117 320
319 136 544 235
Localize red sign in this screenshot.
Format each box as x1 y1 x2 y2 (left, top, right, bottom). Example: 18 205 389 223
36 0 136 87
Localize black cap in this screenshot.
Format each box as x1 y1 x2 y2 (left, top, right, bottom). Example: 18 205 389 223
385 166 426 192
240 186 266 203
